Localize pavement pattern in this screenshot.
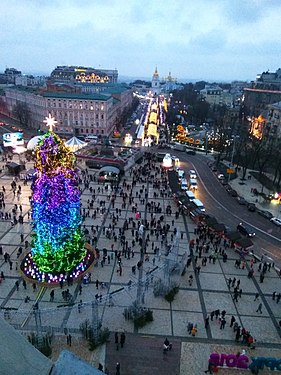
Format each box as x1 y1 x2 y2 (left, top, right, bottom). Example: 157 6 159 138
0 153 280 374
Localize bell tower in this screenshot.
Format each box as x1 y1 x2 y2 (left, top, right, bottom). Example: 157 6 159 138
151 66 160 94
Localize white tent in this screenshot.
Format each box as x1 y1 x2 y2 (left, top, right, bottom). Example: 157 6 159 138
65 137 87 151
27 136 43 150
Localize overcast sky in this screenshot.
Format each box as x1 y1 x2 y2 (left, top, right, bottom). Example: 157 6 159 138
1 0 281 82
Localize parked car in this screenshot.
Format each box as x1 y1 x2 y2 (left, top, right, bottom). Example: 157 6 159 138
237 196 247 205
257 209 273 219
227 188 238 197
217 173 225 180
230 189 238 197
270 217 281 226
237 223 255 237
247 203 256 212
225 185 232 193
220 179 228 186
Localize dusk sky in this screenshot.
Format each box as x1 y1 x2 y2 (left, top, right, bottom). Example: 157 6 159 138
1 0 281 82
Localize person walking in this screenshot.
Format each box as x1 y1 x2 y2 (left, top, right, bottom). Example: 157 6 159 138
50 290 55 302
115 332 119 350
230 315 236 327
256 303 263 314
254 293 259 301
220 318 226 330
120 332 126 348
116 362 121 375
205 361 215 374
191 325 197 336
205 316 210 329
67 333 72 346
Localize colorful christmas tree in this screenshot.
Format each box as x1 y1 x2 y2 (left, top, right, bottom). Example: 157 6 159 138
31 114 85 273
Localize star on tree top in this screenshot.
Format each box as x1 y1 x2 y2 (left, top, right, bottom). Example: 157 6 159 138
44 114 57 132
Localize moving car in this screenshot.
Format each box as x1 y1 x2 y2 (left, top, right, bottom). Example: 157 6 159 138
270 217 281 226
181 178 188 191
188 178 198 191
237 223 255 237
189 169 197 179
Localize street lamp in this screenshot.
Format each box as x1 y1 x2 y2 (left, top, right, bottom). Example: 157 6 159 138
228 136 239 183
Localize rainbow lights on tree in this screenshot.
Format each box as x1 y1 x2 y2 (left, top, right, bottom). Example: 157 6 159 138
30 115 86 273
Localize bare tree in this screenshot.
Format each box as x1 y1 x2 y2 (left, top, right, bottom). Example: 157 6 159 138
12 101 31 126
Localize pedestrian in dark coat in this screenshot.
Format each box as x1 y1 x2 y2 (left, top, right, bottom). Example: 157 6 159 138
230 315 236 327
120 332 126 348
116 362 120 375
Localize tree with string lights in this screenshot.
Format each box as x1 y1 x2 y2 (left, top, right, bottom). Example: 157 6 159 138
30 114 85 274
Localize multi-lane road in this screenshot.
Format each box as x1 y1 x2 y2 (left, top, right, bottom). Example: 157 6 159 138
162 148 281 267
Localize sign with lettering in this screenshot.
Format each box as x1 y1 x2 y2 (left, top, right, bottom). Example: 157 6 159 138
209 353 281 372
227 168 235 174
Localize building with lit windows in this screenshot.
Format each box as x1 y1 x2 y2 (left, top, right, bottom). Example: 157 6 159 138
50 66 118 84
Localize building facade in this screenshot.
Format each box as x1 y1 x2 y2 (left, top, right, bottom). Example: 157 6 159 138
50 66 118 84
243 87 281 117
200 85 233 107
265 102 281 141
4 83 133 136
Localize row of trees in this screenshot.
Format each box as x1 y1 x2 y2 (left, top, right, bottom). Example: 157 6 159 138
12 102 31 126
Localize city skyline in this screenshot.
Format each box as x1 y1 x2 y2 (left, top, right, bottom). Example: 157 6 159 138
1 0 281 81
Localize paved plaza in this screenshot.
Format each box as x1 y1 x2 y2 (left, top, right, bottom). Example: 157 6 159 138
0 153 280 374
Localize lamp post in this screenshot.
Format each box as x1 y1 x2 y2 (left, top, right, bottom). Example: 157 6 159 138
205 130 208 155
228 136 238 183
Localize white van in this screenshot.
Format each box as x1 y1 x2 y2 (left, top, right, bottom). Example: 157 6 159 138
181 178 188 190
186 190 195 200
189 178 198 190
193 198 205 212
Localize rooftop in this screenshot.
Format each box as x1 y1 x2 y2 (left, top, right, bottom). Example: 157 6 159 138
42 91 111 101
